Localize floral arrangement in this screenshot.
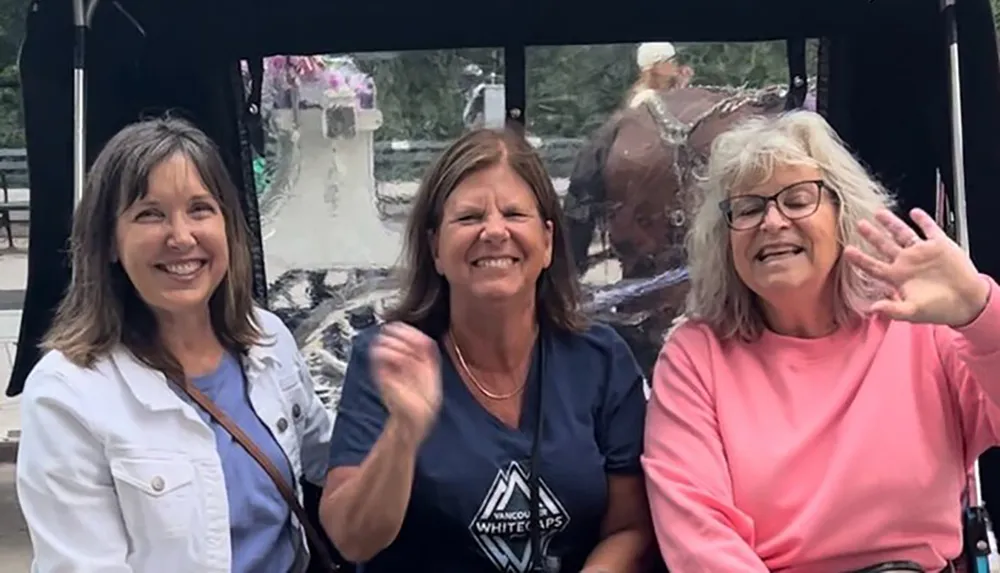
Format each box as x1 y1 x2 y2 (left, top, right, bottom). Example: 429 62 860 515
241 55 376 111
240 55 377 194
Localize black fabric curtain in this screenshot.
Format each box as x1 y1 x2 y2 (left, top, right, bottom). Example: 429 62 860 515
9 0 265 397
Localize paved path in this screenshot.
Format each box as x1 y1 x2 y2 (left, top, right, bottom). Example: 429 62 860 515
0 463 33 572
0 249 25 463
0 291 23 312
0 250 27 292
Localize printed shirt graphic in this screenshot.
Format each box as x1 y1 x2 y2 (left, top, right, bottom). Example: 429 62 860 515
470 460 570 572
328 323 647 573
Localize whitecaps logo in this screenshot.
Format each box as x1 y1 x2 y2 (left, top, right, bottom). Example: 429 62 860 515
469 461 570 572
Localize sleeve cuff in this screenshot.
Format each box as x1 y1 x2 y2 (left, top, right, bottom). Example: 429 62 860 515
605 455 644 474
954 275 1000 348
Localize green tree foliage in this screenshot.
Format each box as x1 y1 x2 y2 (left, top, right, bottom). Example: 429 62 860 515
680 41 811 87
0 73 23 146
359 40 815 140
526 44 637 137
993 0 1000 38
0 0 24 147
362 48 501 141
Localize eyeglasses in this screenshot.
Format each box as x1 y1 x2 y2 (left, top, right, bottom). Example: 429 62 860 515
719 180 830 231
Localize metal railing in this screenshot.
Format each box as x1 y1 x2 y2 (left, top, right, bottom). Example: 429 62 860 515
0 149 28 189
373 137 586 181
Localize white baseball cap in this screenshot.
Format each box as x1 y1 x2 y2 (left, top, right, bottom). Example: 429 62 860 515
636 42 677 70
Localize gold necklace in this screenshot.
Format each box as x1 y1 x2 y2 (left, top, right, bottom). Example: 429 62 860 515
449 330 527 401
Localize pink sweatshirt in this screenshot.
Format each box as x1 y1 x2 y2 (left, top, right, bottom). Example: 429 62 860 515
642 277 1000 573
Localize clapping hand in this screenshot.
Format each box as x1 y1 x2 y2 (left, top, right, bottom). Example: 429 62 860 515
843 207 989 328
370 322 443 443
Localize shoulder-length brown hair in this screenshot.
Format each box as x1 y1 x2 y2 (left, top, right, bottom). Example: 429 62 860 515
383 127 587 337
42 116 263 382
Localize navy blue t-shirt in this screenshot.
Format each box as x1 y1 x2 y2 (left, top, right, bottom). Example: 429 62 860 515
328 322 646 573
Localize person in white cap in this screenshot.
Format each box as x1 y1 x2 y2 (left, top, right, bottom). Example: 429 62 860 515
628 41 693 108
636 42 676 72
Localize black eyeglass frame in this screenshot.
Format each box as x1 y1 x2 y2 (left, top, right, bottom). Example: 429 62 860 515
718 179 833 230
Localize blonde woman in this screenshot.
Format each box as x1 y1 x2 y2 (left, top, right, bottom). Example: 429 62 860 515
643 110 1000 572
626 42 692 109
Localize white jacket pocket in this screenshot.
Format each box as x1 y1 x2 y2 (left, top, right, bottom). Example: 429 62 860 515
110 456 197 539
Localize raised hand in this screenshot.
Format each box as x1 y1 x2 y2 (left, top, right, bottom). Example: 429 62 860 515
370 322 443 443
843 207 989 328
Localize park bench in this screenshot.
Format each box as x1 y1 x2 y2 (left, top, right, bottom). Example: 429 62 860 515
0 148 28 248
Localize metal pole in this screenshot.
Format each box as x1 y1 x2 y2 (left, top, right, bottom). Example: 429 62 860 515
72 0 101 207
941 2 992 570
943 0 980 506
943 0 970 254
72 0 86 207
942 0 976 490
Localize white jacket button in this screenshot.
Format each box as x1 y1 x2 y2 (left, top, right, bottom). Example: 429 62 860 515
150 476 165 492
277 418 289 433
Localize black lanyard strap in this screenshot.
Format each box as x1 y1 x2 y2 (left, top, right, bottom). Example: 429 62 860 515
529 332 546 571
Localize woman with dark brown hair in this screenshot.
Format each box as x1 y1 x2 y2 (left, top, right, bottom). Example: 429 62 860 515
15 117 333 572
319 128 653 572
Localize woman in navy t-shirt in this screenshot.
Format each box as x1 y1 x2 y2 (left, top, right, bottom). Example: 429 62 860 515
319 128 653 573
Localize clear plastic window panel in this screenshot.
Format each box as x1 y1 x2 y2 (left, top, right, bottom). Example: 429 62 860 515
243 42 818 409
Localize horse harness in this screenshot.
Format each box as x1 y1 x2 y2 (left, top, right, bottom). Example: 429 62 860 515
637 85 797 253
636 90 695 252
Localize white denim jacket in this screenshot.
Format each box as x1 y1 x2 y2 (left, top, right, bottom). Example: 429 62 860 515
15 309 335 573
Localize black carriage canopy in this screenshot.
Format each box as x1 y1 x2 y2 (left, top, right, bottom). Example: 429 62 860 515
9 0 1000 499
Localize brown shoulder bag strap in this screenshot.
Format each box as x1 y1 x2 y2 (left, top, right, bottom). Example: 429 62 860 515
177 382 340 572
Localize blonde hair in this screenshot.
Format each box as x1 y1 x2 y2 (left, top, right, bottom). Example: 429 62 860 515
684 110 895 340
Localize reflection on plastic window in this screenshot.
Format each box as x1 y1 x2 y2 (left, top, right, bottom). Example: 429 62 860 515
525 40 818 374
245 41 819 408
247 49 504 408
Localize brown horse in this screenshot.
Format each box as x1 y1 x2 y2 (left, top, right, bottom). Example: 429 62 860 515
566 84 794 371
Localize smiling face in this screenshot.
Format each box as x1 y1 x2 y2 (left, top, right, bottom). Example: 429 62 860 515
728 163 841 305
114 152 229 320
432 161 553 304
